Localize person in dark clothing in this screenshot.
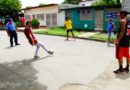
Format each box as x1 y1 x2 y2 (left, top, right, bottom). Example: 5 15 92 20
6 19 20 47
114 11 130 74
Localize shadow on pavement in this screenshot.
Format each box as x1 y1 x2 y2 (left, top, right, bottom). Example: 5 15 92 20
0 55 52 90
5 46 13 49
115 73 130 80
5 45 20 49
22 55 53 65
59 83 87 90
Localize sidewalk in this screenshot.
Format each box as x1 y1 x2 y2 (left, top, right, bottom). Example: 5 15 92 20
0 30 129 90
78 32 100 38
60 60 130 90
17 27 104 42
17 27 47 32
21 29 130 90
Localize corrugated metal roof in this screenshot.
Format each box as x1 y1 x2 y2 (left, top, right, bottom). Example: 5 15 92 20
22 4 58 10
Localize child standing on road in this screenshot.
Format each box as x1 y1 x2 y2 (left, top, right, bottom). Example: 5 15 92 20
24 21 54 59
107 19 116 46
64 17 75 41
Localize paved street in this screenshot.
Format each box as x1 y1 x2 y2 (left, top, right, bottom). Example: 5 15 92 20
0 31 129 90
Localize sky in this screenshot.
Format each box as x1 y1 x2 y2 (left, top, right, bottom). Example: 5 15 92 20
20 0 64 8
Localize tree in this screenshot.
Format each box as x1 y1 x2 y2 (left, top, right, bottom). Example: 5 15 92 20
0 0 22 16
116 0 121 4
63 0 79 4
91 0 121 6
39 3 46 6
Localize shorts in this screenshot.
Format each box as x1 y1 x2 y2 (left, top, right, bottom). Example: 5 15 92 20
108 32 114 38
116 46 130 60
67 29 73 32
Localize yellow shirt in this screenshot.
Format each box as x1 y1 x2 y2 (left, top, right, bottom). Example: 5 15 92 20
64 20 73 30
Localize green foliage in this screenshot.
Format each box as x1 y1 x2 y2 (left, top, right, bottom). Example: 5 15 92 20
91 0 121 6
31 19 40 28
63 0 79 4
89 33 117 42
26 6 33 9
0 0 22 16
15 21 22 27
35 27 80 37
39 3 46 6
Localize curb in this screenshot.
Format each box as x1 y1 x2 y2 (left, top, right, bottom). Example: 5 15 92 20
34 33 107 43
1 30 107 43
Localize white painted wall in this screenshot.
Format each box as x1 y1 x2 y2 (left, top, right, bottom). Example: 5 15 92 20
79 0 96 6
122 0 130 12
24 5 59 26
57 11 65 27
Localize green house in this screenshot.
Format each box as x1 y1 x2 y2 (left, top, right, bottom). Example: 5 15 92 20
63 4 121 31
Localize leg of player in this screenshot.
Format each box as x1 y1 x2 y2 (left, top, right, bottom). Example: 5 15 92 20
114 59 123 74
66 30 69 40
37 41 54 55
34 44 40 59
71 30 75 41
123 58 130 73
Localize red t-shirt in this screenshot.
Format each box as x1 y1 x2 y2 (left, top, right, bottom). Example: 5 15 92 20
21 17 25 24
24 27 37 45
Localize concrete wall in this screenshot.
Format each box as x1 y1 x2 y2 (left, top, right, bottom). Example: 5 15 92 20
65 6 121 31
24 5 65 27
122 0 130 12
57 11 65 27
104 8 121 31
79 0 96 6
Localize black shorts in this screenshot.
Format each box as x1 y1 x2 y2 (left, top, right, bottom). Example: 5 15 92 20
67 29 73 32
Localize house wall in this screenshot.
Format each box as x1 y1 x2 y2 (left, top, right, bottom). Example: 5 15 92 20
103 8 121 31
57 11 65 27
122 0 130 12
72 10 94 30
79 1 95 6
24 5 64 27
65 9 95 31
65 6 121 31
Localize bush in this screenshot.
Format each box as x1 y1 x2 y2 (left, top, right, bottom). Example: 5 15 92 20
15 22 22 27
31 19 40 28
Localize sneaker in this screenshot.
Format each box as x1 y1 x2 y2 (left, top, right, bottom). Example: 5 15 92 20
123 68 129 73
48 50 54 55
16 43 20 46
107 43 110 46
113 69 123 74
34 56 40 59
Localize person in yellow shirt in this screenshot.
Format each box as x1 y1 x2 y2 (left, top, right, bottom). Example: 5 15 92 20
64 17 75 40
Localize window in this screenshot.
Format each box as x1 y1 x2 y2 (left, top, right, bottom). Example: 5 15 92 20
36 14 44 20
46 13 57 27
32 14 36 19
105 12 119 21
52 13 57 26
25 15 31 21
82 4 86 6
80 9 93 20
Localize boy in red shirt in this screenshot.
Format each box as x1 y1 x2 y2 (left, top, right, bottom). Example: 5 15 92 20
24 21 53 59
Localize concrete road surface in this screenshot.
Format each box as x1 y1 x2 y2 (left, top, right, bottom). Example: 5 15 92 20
0 31 129 90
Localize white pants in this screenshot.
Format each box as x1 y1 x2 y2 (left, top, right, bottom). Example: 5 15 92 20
34 41 49 56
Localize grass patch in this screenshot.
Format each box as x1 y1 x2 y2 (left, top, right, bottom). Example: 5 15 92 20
88 33 117 42
35 27 80 37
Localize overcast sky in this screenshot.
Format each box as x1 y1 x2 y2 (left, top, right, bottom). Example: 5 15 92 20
20 0 64 8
